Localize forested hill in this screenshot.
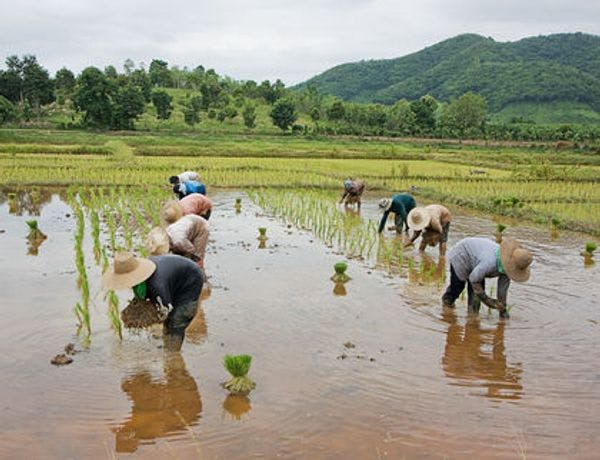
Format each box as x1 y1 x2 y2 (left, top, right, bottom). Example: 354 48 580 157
296 33 600 113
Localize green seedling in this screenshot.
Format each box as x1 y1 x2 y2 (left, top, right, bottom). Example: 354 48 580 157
26 219 46 241
331 261 351 283
257 227 268 241
223 354 256 395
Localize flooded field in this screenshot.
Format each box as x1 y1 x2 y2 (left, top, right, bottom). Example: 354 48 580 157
0 189 599 459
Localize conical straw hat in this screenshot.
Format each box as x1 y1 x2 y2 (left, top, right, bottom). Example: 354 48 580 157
500 238 533 282
407 207 432 231
102 251 156 290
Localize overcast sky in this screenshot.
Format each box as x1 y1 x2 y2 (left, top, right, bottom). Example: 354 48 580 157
1 0 599 85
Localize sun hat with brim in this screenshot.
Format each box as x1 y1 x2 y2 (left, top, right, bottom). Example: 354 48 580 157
160 200 184 225
500 238 533 283
145 226 170 256
378 198 391 211
102 252 156 290
407 207 431 231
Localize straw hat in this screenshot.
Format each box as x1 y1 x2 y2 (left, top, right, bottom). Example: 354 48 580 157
160 200 184 225
407 207 432 231
378 198 392 211
500 238 533 283
102 252 156 290
145 226 170 256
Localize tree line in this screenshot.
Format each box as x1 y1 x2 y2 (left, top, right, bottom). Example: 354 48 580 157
1 54 599 144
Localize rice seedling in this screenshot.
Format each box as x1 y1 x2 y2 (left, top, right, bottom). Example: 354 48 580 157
26 219 46 241
235 197 242 213
581 242 597 266
107 290 122 340
223 354 256 395
257 227 268 241
495 223 507 243
331 261 351 283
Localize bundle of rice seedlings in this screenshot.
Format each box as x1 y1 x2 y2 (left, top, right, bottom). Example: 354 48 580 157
330 261 351 283
257 227 268 241
222 354 256 395
121 298 167 329
26 219 46 241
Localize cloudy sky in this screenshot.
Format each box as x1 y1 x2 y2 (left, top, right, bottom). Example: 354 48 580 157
1 0 599 85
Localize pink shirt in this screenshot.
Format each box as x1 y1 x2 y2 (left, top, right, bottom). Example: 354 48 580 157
179 193 212 216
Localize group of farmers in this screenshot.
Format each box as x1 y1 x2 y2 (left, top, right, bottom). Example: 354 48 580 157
101 173 533 351
341 179 533 319
102 171 212 351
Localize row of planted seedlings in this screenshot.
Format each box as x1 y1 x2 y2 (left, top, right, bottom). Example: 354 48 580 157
66 185 168 342
249 189 442 282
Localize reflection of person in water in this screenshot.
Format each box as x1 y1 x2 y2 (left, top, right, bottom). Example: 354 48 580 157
441 308 523 400
113 353 202 453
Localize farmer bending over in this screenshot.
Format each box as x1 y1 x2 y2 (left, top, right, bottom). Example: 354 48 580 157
102 252 203 351
378 193 416 234
442 237 533 319
146 215 209 272
169 171 201 185
405 204 451 256
173 180 206 199
163 194 212 222
340 179 366 209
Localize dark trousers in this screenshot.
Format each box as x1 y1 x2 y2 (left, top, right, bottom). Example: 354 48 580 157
163 299 199 351
442 264 485 313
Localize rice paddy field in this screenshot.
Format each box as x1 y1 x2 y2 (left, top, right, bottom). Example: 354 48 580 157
0 128 599 459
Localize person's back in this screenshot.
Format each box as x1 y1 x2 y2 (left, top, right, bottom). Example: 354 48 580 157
146 254 203 309
179 193 212 219
448 237 498 282
391 194 416 215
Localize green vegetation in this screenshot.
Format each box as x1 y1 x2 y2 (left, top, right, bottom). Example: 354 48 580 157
331 262 351 283
297 33 600 117
1 128 599 235
223 354 256 395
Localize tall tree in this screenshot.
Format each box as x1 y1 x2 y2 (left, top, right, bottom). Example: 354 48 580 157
151 90 173 120
73 67 114 127
270 99 297 131
149 59 173 87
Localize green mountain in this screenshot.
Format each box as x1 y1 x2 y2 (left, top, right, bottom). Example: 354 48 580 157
297 33 600 120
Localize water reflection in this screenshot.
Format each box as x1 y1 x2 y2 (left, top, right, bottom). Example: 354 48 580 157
332 281 347 296
408 254 446 285
222 394 252 420
26 235 47 255
186 302 208 344
441 308 523 400
112 353 202 453
2 188 59 216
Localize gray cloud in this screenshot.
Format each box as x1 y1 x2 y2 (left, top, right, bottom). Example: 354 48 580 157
1 0 598 84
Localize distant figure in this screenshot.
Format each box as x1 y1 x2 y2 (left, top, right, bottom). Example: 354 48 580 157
378 193 417 234
173 180 206 199
161 194 212 222
102 252 203 350
339 179 365 209
442 237 533 319
405 204 452 256
169 171 201 185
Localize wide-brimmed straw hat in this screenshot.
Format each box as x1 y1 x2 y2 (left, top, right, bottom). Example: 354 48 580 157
160 200 184 225
500 238 533 283
102 251 156 290
145 226 170 256
378 198 391 211
407 207 431 231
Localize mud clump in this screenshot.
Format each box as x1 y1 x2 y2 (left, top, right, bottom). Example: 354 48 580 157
121 298 167 329
51 354 73 366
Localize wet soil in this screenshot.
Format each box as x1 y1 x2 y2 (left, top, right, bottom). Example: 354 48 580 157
0 189 599 459
121 298 167 329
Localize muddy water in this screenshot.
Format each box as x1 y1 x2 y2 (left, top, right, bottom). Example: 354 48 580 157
0 190 599 459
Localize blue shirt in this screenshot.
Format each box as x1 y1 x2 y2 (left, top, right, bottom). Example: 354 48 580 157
182 181 206 196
